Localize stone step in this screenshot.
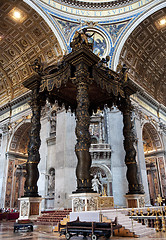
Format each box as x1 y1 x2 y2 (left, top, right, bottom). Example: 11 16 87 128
114 226 137 238
101 209 156 237
36 210 71 224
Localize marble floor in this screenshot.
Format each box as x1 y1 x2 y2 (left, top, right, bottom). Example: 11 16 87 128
0 221 166 240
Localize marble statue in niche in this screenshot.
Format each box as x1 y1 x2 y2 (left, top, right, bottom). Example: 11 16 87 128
92 174 102 194
48 168 55 196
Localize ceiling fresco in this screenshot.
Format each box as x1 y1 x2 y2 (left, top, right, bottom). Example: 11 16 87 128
0 0 62 107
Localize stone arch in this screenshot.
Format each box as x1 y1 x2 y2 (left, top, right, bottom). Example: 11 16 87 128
142 122 166 205
91 136 98 144
5 120 31 209
8 120 31 154
142 122 163 152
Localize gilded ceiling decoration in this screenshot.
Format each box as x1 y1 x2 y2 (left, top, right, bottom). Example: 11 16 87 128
0 0 62 107
119 8 166 106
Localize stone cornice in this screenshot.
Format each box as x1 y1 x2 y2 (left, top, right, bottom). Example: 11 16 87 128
129 79 166 114
0 91 32 112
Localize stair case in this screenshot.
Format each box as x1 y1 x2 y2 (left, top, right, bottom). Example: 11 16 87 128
36 209 156 237
35 209 71 225
102 209 156 238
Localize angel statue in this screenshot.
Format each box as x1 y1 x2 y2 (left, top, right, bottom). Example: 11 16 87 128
70 28 95 50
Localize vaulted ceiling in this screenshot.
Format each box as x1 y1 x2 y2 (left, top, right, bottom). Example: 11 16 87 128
0 0 62 106
119 7 166 106
0 1 165 108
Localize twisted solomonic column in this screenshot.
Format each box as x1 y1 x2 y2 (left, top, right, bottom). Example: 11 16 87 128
120 97 144 194
23 75 43 197
74 67 93 193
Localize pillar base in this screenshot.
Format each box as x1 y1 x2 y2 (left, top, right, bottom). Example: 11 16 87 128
18 197 42 220
70 193 99 212
125 194 145 208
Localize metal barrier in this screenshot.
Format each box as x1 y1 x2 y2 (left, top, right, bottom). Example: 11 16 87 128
128 206 166 232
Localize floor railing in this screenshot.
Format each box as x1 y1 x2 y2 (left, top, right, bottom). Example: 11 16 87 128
128 207 166 232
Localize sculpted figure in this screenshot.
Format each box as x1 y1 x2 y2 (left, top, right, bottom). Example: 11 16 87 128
70 28 94 50
97 56 110 69
92 174 102 193
48 169 55 196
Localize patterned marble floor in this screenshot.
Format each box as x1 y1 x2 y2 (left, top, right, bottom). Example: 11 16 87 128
0 221 166 239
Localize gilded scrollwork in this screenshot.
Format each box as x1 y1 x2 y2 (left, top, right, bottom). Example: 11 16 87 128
93 67 125 98
40 64 71 92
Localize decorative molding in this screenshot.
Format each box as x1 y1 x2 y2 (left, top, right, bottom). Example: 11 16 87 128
0 91 31 112
56 0 136 9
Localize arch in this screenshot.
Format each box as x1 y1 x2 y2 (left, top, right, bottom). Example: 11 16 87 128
142 122 163 153
91 136 98 144
142 122 166 205
91 164 112 181
91 164 112 196
112 2 166 70
8 119 31 154
5 120 31 208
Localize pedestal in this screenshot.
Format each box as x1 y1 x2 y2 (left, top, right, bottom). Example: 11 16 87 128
70 193 99 212
70 193 100 222
125 194 145 208
18 197 42 220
